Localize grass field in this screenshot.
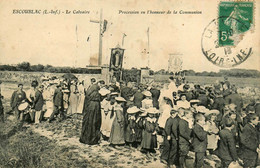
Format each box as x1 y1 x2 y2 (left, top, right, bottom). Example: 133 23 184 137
1 71 260 88
154 75 260 88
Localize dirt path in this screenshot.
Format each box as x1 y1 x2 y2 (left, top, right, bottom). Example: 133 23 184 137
31 124 166 168
4 114 219 168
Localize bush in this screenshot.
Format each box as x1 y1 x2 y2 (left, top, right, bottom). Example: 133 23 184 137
17 62 31 71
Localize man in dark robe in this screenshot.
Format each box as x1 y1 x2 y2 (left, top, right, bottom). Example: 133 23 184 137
121 82 134 101
80 80 104 145
150 86 160 109
133 87 144 108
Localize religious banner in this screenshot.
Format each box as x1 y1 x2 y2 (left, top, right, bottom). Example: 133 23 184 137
168 53 183 74
109 45 125 71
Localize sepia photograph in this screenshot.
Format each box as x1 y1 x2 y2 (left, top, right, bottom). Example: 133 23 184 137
0 0 259 167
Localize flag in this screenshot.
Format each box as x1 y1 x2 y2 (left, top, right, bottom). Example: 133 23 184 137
102 19 108 34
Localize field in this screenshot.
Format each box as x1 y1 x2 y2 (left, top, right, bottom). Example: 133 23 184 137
154 74 260 88
1 70 260 88
0 71 260 168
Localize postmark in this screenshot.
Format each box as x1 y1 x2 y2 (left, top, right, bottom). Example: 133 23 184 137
201 1 254 68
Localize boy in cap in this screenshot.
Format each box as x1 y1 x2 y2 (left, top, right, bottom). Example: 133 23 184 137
239 113 259 168
192 114 207 168
49 84 64 122
214 118 242 168
161 108 180 167
178 108 192 168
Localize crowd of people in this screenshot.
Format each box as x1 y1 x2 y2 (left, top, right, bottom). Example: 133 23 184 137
0 75 260 168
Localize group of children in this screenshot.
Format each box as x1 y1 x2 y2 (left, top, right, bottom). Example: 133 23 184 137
98 84 259 168
99 87 215 167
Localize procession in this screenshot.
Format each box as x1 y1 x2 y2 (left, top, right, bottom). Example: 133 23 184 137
1 0 260 167
0 71 259 168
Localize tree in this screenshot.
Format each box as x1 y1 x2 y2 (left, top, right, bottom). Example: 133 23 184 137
17 62 31 71
31 64 44 72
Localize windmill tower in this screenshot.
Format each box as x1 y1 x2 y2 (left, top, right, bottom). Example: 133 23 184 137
168 53 183 73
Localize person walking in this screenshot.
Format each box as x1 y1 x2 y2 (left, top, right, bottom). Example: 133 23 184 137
49 84 64 122
33 85 44 124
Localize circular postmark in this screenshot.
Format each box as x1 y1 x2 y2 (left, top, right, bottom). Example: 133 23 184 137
201 16 252 68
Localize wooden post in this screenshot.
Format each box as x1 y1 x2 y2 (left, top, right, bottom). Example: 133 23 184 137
98 9 103 66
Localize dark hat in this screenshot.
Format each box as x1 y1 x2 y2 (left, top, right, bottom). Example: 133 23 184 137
98 80 105 84
18 83 23 87
39 84 44 88
31 80 39 87
170 109 178 114
183 84 190 90
91 78 96 83
194 85 201 89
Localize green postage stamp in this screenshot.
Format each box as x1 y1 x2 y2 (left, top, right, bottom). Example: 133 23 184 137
201 1 254 68
218 1 254 46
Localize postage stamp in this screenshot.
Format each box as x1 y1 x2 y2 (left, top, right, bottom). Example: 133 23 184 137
218 1 254 46
201 1 254 68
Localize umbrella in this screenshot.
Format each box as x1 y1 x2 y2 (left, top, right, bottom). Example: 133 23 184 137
62 73 77 80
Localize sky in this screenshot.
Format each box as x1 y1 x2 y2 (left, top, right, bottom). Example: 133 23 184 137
0 0 259 72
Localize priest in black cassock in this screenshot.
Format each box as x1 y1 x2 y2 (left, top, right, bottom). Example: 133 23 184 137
80 80 104 145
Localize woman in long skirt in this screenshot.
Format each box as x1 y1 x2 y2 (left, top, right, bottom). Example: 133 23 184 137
67 81 79 115
109 97 126 146
77 81 85 114
79 82 102 145
43 84 55 119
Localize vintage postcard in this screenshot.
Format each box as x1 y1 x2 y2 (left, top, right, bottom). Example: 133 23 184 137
0 0 259 168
